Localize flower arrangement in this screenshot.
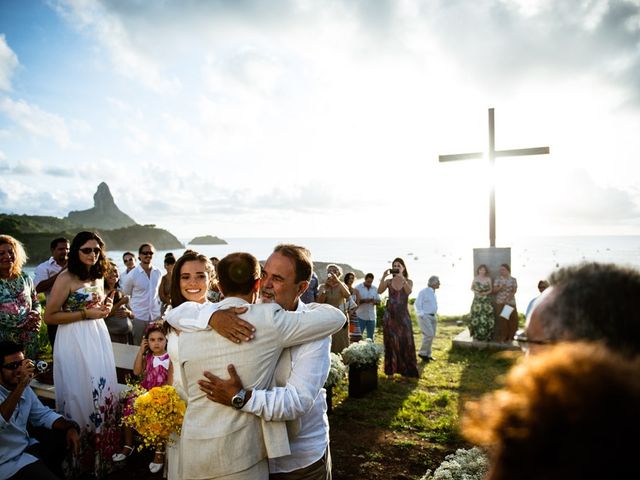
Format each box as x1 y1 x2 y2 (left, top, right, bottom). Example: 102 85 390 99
324 353 347 389
340 339 383 368
420 447 489 480
122 385 186 450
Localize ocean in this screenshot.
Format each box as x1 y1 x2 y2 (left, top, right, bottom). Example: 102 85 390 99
24 236 640 315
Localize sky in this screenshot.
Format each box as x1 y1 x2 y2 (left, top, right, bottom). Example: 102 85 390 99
1 0 640 242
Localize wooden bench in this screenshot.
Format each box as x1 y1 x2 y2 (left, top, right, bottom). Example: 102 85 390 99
31 343 140 400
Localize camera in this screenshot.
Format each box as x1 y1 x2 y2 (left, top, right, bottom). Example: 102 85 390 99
390 268 400 274
35 360 48 373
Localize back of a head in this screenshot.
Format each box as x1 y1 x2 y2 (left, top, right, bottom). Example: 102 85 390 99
217 252 260 297
463 342 640 480
543 262 640 356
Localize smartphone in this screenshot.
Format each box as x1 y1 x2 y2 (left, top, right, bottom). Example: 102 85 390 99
390 268 400 274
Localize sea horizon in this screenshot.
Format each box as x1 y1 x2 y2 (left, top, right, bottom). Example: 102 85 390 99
23 234 640 316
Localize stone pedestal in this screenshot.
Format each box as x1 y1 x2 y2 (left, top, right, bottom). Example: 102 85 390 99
473 247 511 279
348 364 378 398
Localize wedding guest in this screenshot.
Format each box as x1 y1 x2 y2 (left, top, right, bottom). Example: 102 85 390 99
318 264 351 353
33 237 69 350
121 251 136 275
159 252 176 315
492 264 518 343
344 272 361 342
0 235 42 360
468 264 495 341
299 270 319 304
378 258 418 378
524 279 549 319
0 341 80 480
113 323 170 473
354 273 381 340
415 275 440 362
103 262 133 344
121 243 162 345
462 342 640 480
522 262 640 357
43 231 117 476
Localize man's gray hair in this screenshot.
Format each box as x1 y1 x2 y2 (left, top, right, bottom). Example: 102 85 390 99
428 276 440 287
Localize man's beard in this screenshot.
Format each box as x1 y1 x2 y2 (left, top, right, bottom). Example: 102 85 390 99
260 288 276 304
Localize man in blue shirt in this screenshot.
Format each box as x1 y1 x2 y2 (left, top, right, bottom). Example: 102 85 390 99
0 341 80 480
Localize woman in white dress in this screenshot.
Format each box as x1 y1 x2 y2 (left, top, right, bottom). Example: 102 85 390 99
163 250 214 479
44 231 118 476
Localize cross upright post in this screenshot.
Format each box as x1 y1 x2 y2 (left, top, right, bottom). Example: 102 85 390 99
439 107 549 247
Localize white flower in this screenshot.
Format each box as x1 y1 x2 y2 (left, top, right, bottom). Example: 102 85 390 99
420 447 489 480
324 353 347 388
340 339 383 368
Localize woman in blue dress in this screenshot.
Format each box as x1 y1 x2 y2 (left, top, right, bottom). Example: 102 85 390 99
44 231 118 476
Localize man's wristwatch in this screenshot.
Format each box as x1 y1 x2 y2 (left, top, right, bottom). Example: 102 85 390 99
231 388 247 409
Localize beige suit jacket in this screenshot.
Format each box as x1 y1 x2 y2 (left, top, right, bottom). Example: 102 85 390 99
178 297 345 479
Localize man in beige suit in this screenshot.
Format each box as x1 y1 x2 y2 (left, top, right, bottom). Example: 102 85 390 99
176 252 345 479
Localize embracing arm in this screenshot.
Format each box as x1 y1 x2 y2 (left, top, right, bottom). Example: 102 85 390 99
201 340 331 420
278 303 345 348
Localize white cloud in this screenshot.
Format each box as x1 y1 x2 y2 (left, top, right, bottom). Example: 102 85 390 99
0 34 19 92
0 97 73 148
51 0 181 94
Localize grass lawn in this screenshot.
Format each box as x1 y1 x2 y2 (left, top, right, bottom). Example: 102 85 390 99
328 308 522 479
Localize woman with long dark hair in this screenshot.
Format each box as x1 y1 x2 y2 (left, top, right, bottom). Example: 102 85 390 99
378 257 418 378
163 250 214 479
44 231 118 475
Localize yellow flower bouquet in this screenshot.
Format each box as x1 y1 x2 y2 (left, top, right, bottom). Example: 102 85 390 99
122 385 186 449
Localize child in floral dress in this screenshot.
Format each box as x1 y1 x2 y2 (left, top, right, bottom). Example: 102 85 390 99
112 323 171 473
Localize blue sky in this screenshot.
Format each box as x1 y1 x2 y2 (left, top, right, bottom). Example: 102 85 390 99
1 0 640 241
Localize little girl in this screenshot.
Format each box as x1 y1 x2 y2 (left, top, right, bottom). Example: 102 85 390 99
112 323 171 473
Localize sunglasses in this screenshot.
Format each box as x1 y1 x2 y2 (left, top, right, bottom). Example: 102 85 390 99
140 251 154 256
79 247 101 255
2 360 23 370
124 258 134 262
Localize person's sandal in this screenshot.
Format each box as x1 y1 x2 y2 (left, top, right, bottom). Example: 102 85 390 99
112 445 134 462
149 450 165 474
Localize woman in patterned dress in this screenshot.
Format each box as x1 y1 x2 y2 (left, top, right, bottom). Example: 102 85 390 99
44 231 118 476
0 235 42 359
378 258 418 378
469 264 495 341
493 263 519 343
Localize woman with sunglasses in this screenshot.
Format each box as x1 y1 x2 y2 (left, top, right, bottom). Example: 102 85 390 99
0 235 42 360
44 231 118 476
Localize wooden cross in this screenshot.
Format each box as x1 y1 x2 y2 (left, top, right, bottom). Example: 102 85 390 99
439 107 550 247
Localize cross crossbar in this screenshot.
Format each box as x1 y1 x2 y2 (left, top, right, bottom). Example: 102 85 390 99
438 108 549 247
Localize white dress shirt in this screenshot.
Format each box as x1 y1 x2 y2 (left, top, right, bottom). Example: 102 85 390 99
244 301 331 473
354 282 381 321
415 287 438 318
121 264 162 321
33 257 64 300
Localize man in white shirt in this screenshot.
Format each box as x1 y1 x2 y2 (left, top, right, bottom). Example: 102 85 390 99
415 276 440 362
121 251 136 276
120 243 162 345
33 237 69 350
354 273 381 340
174 245 335 479
170 251 344 479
